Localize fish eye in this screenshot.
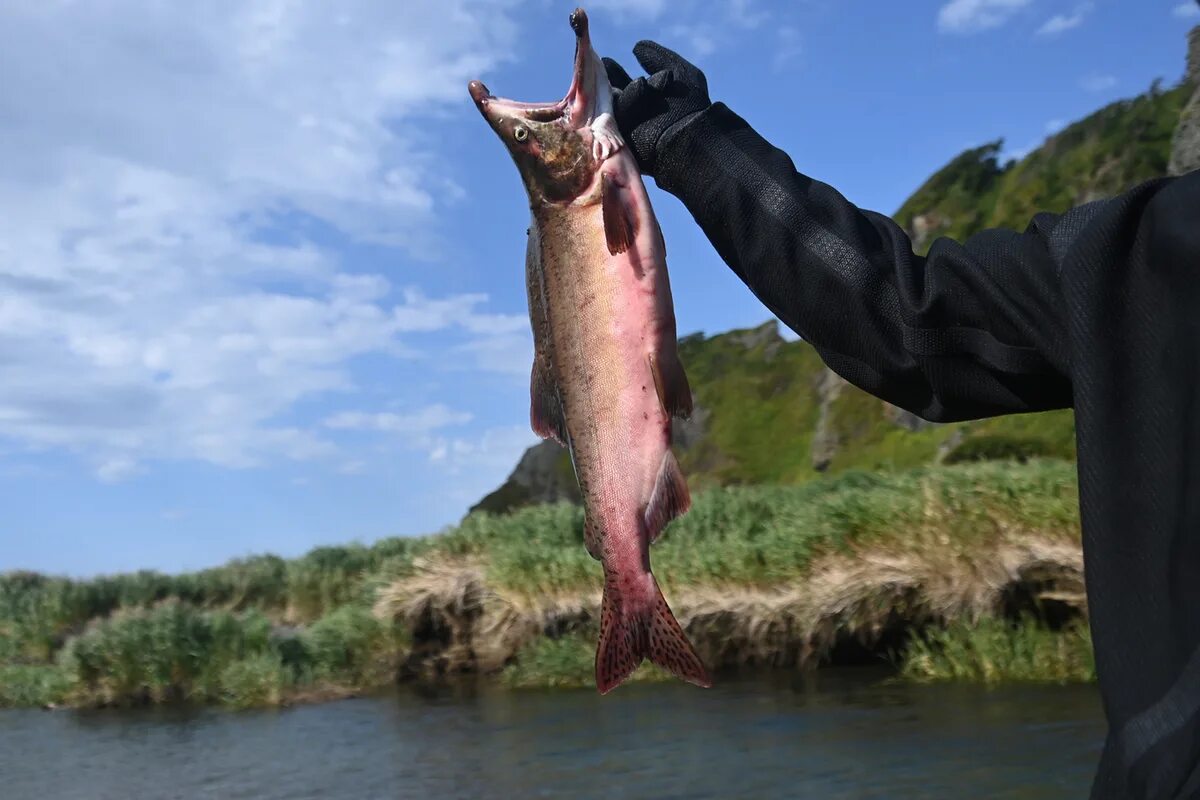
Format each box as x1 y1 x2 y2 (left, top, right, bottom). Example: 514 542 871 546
513 126 529 142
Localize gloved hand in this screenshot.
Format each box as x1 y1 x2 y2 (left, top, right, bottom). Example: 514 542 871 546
602 41 712 177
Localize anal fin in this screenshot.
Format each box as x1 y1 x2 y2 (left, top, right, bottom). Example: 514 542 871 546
648 353 694 419
601 173 637 256
644 450 690 543
530 354 567 446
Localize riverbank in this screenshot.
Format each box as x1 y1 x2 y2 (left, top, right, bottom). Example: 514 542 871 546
0 460 1093 709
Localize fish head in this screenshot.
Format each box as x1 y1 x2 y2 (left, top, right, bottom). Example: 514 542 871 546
468 7 613 206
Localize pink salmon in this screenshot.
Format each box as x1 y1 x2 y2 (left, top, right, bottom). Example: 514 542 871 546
468 7 711 694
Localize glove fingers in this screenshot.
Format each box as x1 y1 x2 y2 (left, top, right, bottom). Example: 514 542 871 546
632 40 706 90
602 56 633 90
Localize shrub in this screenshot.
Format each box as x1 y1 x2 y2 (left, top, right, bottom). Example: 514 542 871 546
901 617 1095 684
0 664 72 707
58 602 276 706
942 435 1055 465
303 605 403 685
217 654 287 708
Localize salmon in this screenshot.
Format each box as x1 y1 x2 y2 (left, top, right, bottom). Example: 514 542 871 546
468 8 711 694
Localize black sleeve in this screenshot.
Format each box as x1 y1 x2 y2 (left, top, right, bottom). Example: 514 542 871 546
652 101 1103 422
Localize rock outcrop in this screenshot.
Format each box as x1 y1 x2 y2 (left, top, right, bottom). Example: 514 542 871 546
469 440 579 515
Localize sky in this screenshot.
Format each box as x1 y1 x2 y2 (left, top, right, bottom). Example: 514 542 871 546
0 0 1195 577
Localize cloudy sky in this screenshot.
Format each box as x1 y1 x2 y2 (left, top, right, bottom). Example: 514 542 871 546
1 0 1192 576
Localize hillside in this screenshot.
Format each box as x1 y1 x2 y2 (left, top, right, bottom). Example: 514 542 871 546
474 73 1193 516
898 80 1191 253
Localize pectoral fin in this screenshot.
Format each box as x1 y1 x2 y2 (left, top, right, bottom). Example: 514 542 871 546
648 353 694 419
531 355 567 446
602 173 637 257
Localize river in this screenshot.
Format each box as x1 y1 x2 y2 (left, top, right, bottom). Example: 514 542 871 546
0 668 1106 799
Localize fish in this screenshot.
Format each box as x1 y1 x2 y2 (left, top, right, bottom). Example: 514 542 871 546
468 7 711 694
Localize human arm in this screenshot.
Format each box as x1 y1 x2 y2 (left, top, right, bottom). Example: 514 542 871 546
604 43 1101 422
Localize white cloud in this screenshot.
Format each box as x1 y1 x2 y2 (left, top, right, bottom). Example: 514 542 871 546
1046 119 1066 134
938 0 1032 34
588 0 670 18
728 0 770 29
324 405 473 435
1036 3 1093 36
592 0 770 57
0 1 527 481
1081 73 1118 92
1174 2 1200 19
97 457 140 484
427 424 540 505
774 27 804 72
668 24 719 57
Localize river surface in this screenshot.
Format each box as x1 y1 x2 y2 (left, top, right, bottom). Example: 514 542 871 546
0 668 1106 799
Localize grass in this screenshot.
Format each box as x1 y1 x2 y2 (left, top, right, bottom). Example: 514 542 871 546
0 461 1091 706
500 634 672 689
459 460 1080 598
0 600 409 709
0 664 73 707
900 618 1096 684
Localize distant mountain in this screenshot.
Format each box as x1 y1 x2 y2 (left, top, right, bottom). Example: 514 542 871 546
472 50 1196 517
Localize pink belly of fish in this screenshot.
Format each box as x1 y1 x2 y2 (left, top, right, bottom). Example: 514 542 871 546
555 208 670 562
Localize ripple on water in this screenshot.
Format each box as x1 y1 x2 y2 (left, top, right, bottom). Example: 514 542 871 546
0 669 1105 800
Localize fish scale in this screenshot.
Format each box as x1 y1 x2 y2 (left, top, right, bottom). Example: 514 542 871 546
469 7 710 694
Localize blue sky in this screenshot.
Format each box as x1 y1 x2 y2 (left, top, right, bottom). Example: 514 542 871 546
1 0 1195 577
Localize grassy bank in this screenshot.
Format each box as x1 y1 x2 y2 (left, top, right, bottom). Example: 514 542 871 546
901 618 1095 684
0 460 1093 708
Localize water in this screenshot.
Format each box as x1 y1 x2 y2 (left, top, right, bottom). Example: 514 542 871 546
0 669 1106 799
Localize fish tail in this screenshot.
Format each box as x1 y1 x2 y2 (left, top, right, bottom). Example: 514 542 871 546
595 567 712 694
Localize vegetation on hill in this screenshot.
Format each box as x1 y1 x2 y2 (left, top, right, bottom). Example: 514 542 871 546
896 81 1190 252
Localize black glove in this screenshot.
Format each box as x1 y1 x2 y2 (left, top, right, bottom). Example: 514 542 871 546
602 41 712 177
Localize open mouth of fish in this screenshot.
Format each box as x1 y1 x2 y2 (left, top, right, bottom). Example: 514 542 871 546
468 8 603 132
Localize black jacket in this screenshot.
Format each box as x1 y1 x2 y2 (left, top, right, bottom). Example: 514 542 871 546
653 101 1200 799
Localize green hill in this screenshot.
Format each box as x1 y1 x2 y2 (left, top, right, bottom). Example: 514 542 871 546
474 77 1192 516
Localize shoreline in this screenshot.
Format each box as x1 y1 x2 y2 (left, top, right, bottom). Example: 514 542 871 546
1 461 1094 711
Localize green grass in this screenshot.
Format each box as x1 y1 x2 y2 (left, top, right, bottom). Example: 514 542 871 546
500 634 672 689
0 664 73 707
58 602 278 706
10 600 406 708
0 461 1089 705
900 618 1096 684
216 654 289 709
456 460 1080 596
302 605 407 685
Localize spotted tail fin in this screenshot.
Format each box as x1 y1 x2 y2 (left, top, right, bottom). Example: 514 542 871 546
595 568 711 694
